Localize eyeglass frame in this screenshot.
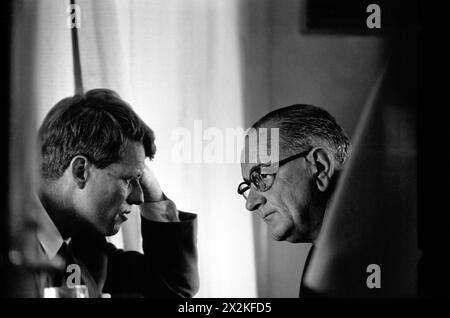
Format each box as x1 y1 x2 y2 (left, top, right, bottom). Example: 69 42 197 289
237 148 312 200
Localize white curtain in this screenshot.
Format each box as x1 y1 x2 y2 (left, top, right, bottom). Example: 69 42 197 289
14 0 74 125
70 0 256 297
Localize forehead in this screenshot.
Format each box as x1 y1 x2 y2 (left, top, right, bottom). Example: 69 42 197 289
240 137 260 179
109 141 146 175
240 129 282 178
240 127 280 158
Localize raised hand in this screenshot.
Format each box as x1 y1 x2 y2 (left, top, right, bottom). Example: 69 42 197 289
140 163 164 203
139 162 179 222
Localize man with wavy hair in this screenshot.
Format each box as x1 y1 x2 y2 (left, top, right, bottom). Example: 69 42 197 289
37 89 198 298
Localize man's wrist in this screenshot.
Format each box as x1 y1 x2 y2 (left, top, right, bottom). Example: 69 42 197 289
140 195 180 222
143 189 164 203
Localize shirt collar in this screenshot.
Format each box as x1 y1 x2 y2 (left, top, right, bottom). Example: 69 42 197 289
35 196 67 259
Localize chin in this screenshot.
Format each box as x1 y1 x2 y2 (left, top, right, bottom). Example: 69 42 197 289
103 223 121 236
270 229 290 241
285 236 300 243
270 223 298 242
271 233 285 241
107 227 121 236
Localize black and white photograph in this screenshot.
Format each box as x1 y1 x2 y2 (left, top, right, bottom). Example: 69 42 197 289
0 0 448 307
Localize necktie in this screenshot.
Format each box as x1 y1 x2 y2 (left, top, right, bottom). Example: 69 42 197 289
52 241 101 297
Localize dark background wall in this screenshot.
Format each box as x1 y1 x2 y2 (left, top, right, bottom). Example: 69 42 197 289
417 1 450 297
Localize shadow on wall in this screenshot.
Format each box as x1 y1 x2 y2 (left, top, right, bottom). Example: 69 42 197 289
304 33 419 297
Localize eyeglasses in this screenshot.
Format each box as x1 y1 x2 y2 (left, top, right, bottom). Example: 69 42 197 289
237 148 312 200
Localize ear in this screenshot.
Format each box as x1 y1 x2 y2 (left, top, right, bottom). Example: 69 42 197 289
308 147 335 193
69 156 91 189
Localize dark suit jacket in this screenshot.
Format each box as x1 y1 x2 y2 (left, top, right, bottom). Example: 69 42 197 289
60 212 198 298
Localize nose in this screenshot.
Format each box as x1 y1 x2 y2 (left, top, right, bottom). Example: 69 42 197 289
127 180 145 205
245 188 266 212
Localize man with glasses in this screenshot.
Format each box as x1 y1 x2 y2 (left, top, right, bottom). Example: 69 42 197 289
238 104 350 295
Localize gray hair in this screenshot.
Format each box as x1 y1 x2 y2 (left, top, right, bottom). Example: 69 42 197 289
252 104 350 169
